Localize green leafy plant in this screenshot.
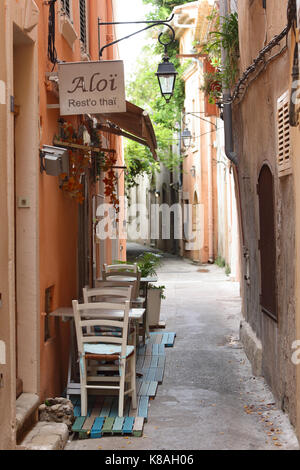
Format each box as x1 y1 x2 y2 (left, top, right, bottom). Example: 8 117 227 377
215 255 226 268
136 252 163 277
202 11 239 102
225 264 231 276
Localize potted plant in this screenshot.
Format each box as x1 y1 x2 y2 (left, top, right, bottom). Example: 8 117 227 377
147 284 166 327
135 252 162 278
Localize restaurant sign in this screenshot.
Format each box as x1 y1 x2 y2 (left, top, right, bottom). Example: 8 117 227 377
58 60 126 116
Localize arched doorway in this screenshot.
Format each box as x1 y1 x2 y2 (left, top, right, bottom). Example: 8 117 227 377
257 164 277 321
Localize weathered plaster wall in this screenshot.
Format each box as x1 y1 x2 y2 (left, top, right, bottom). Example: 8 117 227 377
236 0 296 425
0 0 16 451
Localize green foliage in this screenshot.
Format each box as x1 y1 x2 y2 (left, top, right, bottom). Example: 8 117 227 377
215 255 226 268
225 264 231 276
136 252 163 277
125 2 189 188
202 11 239 103
113 252 162 277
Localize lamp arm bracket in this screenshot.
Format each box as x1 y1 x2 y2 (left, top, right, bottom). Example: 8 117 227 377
98 14 175 59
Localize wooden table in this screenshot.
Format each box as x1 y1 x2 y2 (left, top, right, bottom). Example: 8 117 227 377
50 306 145 397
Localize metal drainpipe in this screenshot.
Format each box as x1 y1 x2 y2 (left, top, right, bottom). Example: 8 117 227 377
207 124 214 263
220 0 238 166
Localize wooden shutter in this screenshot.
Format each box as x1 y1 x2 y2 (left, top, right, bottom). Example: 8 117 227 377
277 91 292 176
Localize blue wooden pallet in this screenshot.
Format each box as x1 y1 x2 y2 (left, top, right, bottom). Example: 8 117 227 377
148 332 176 347
71 395 149 439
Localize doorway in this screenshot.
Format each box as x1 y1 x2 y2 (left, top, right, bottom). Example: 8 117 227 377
257 164 277 321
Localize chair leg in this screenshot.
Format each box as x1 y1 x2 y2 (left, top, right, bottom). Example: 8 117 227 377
118 359 126 417
130 354 137 409
80 358 88 416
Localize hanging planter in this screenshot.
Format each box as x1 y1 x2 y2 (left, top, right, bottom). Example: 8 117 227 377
201 70 222 104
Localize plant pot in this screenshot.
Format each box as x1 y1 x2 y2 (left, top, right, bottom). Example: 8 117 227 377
147 287 162 327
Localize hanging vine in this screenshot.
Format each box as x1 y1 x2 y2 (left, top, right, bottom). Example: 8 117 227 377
55 120 120 211
56 121 90 204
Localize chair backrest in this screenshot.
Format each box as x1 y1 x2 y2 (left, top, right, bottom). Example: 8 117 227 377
72 300 130 359
101 271 141 299
94 280 137 301
104 263 138 273
82 286 132 303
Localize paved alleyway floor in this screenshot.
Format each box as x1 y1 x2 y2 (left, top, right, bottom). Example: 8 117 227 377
65 249 299 451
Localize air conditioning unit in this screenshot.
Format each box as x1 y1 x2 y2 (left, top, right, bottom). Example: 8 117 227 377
40 145 69 176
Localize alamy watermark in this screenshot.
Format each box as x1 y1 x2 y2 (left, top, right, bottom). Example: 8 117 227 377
291 340 300 365
95 199 205 251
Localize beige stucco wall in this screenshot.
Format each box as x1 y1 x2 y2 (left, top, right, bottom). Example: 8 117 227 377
236 0 297 428
0 0 40 450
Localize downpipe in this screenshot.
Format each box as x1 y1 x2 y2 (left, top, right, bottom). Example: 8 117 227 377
220 0 238 167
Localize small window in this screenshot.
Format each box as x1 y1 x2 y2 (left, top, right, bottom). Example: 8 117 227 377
61 0 71 17
79 0 87 50
277 91 292 177
44 286 55 342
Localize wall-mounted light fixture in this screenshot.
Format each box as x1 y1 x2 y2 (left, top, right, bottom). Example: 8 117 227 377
181 128 192 149
181 111 218 150
98 15 177 103
40 145 69 176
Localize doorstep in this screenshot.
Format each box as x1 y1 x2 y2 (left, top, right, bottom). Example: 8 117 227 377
16 393 40 442
20 422 69 450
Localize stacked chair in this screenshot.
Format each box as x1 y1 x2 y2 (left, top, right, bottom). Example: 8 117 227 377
72 263 144 417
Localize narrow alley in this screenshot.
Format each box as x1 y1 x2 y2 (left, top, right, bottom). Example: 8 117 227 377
65 249 299 451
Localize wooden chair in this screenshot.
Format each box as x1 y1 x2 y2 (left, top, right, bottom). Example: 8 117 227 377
72 299 137 417
83 286 132 304
104 263 138 273
102 270 143 304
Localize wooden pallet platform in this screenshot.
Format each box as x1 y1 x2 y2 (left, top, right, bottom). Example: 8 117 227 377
70 331 176 439
147 332 176 347
71 395 148 438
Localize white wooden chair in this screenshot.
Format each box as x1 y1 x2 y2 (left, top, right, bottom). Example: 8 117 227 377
72 299 137 417
83 286 132 304
104 263 138 273
102 270 143 304
95 280 137 303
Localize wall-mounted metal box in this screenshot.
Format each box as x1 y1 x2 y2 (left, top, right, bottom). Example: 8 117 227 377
41 145 69 176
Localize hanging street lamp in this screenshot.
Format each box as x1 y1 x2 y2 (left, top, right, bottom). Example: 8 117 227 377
156 53 178 103
98 15 177 103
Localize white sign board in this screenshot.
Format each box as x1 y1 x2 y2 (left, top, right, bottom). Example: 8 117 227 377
58 60 126 116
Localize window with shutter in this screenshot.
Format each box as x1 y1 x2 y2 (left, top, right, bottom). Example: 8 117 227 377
61 0 71 17
277 91 292 177
79 0 87 50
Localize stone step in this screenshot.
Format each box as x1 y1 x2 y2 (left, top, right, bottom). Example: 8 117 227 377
20 422 69 450
16 393 40 443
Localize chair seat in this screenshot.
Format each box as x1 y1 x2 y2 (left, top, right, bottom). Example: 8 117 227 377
84 343 134 357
